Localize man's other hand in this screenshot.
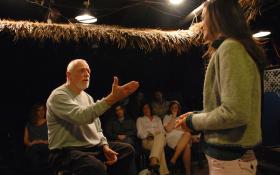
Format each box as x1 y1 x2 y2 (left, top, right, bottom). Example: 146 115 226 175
103 145 118 165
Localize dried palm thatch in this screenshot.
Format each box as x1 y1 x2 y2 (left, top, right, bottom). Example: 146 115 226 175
0 19 203 54
239 0 262 23
0 0 261 54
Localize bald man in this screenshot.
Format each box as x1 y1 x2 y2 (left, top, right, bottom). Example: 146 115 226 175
47 59 139 175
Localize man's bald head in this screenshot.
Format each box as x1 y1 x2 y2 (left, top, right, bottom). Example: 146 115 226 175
66 59 88 73
66 59 91 93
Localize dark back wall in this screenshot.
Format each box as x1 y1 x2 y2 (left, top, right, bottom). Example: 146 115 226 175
0 33 204 174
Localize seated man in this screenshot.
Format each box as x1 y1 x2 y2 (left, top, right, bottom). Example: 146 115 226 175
151 90 170 120
105 104 137 148
47 59 139 175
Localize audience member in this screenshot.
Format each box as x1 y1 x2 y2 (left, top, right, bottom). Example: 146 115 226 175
128 90 146 120
105 104 137 148
24 102 51 175
163 101 192 175
151 90 170 120
136 102 168 175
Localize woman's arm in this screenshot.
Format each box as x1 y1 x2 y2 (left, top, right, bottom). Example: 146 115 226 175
24 127 31 147
192 41 259 131
136 118 149 139
164 115 176 132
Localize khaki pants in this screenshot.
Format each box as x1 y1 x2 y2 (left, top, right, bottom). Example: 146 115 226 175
142 133 169 175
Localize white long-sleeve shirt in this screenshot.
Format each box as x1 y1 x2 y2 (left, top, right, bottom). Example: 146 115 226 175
136 115 165 139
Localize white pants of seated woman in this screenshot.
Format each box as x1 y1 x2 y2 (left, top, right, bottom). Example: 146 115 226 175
142 133 169 175
206 155 257 175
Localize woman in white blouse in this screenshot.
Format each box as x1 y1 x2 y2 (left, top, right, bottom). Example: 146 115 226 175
136 102 169 175
163 101 192 175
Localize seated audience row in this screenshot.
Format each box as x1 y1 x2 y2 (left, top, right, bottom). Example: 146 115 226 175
106 100 195 175
24 93 198 175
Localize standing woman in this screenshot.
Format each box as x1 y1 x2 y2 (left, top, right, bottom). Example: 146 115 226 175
176 0 266 175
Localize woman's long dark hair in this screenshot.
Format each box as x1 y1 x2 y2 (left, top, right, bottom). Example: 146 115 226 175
203 0 266 72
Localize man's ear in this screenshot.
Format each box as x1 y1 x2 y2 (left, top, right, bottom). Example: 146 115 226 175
66 71 71 80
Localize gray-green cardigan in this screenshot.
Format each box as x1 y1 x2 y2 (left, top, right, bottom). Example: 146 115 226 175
190 38 262 149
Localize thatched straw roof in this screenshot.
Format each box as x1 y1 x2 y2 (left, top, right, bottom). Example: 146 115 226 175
0 19 203 54
0 0 260 54
239 0 262 23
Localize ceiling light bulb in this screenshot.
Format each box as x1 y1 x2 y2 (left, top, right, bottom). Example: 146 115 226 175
252 31 271 38
79 18 97 24
169 0 184 5
75 14 97 23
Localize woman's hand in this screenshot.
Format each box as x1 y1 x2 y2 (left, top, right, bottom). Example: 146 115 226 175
175 112 193 132
29 140 48 146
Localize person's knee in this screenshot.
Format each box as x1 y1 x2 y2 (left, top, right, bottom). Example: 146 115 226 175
125 143 136 157
95 163 107 175
156 133 165 140
73 154 107 175
124 137 135 147
183 132 191 138
119 143 136 163
77 162 106 175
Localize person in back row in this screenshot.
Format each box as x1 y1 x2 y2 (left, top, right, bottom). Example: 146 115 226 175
151 90 170 120
163 101 192 175
105 103 137 148
24 102 51 175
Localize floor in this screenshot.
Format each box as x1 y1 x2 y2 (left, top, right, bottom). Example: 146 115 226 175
173 159 280 175
192 162 208 175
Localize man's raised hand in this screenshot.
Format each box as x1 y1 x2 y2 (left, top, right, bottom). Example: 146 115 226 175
105 76 139 105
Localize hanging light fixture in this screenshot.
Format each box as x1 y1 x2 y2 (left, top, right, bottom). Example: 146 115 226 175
169 0 184 5
75 0 97 24
46 8 61 24
252 31 271 38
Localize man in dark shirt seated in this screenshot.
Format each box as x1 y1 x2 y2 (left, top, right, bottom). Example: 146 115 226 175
105 104 137 148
